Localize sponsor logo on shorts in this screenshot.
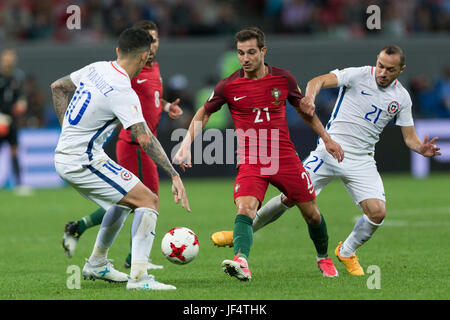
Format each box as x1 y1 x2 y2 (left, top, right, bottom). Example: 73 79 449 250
234 183 240 193
121 170 132 181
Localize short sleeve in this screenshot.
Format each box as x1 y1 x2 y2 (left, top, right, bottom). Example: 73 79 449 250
395 92 414 127
203 79 227 114
70 64 91 86
284 71 304 107
111 88 145 129
330 66 367 88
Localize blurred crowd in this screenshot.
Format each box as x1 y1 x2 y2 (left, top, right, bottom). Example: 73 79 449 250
0 0 449 130
0 0 448 42
11 63 450 132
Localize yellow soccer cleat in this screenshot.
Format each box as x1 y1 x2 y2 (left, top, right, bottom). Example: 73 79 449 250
334 241 364 276
211 231 234 247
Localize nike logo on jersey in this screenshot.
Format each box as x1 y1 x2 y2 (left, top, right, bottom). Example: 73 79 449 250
361 90 372 96
136 79 148 84
233 96 246 101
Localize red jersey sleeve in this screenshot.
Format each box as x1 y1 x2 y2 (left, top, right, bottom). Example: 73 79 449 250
203 79 227 113
285 71 304 107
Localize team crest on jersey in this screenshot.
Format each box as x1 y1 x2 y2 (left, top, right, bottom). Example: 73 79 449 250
271 87 282 106
121 170 132 181
387 101 400 117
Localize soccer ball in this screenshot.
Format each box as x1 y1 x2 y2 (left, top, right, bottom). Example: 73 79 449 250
161 227 199 264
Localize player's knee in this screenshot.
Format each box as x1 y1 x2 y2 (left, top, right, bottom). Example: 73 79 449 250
304 211 321 225
121 183 159 210
146 190 159 210
366 205 386 224
296 200 321 225
236 203 258 219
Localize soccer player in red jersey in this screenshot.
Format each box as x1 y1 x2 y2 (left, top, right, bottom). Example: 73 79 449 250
173 27 344 280
62 21 183 269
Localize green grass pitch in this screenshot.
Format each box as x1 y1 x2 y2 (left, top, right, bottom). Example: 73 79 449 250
0 173 449 300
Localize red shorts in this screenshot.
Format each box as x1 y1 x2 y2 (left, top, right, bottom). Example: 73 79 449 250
233 156 315 204
116 139 159 194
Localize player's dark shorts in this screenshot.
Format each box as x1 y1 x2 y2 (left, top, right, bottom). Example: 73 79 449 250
116 138 159 195
233 155 316 204
0 122 18 146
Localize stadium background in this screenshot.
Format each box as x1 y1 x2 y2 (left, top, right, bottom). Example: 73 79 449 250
0 0 449 188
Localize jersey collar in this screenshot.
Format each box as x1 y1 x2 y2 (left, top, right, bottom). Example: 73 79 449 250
110 61 130 81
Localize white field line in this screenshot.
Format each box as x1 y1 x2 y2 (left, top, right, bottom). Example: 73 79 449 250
352 206 450 227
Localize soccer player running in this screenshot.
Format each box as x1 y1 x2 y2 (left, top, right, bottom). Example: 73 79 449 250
0 49 29 194
173 27 344 280
62 20 183 270
211 45 441 276
51 27 190 290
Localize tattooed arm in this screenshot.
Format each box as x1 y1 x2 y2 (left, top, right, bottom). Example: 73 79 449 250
50 75 76 126
131 121 190 211
131 122 179 178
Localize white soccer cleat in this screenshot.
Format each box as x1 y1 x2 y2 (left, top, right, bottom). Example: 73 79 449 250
147 261 164 270
126 274 176 290
82 259 129 283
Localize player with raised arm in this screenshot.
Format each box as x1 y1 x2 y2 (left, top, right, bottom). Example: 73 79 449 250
173 27 344 280
211 45 441 276
62 20 183 270
51 27 190 290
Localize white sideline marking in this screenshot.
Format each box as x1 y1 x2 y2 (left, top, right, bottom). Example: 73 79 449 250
351 206 450 227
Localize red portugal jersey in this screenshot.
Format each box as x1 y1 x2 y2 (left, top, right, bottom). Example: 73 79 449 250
118 62 163 142
204 64 303 165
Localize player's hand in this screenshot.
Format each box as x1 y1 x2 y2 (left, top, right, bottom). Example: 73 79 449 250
324 139 344 163
171 175 190 212
300 96 315 117
420 134 441 157
173 144 192 172
12 100 27 117
168 98 183 120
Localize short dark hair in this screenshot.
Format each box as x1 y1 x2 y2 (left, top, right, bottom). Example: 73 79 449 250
234 27 265 49
380 45 405 66
133 20 158 33
117 27 153 56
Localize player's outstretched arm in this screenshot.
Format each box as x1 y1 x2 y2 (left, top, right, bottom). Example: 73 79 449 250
131 121 179 178
305 73 339 100
401 126 441 157
295 72 344 162
50 75 76 126
173 106 211 171
131 121 190 211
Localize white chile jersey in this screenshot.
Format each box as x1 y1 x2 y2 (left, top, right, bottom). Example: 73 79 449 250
319 66 414 155
55 61 145 164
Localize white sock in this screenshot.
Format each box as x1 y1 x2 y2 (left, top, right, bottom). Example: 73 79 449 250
316 256 329 262
341 214 383 257
253 194 290 232
130 207 158 280
89 205 131 265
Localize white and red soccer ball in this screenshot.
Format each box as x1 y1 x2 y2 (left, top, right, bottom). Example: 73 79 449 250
161 227 199 264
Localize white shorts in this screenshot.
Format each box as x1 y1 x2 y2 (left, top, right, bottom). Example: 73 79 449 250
55 157 140 210
302 146 385 209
